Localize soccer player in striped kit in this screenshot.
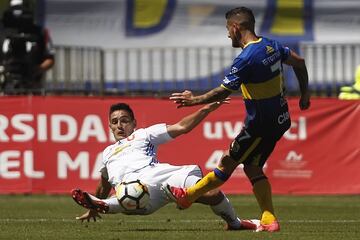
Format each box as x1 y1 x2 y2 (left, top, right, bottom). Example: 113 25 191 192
166 6 311 232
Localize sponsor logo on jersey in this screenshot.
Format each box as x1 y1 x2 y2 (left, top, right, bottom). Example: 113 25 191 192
278 111 290 124
109 143 131 158
230 66 238 74
266 45 274 54
223 76 231 84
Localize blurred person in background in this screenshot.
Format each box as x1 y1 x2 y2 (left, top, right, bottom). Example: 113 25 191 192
338 64 360 100
165 6 311 232
0 0 54 95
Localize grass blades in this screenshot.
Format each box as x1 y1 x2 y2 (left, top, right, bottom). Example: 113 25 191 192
0 195 359 240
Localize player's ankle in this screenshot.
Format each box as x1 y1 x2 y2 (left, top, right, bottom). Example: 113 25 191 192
225 217 241 229
260 210 276 225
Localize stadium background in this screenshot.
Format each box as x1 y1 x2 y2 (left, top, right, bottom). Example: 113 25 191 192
0 0 359 195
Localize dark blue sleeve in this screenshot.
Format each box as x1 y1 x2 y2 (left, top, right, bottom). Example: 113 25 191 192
221 58 247 91
279 44 290 62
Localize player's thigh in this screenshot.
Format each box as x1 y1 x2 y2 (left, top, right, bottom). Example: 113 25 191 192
141 183 169 215
131 164 202 214
166 165 202 188
230 129 277 167
119 183 169 215
136 164 202 187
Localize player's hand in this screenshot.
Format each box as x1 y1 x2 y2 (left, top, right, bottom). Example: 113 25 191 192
205 98 231 112
76 209 102 222
170 90 195 108
299 92 311 110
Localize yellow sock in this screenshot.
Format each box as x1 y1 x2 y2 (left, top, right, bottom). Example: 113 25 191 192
261 210 276 225
186 171 224 202
252 179 276 224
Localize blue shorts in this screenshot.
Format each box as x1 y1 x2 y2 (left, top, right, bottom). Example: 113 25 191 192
229 129 278 167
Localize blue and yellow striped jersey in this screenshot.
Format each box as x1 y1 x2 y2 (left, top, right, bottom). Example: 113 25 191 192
221 37 291 138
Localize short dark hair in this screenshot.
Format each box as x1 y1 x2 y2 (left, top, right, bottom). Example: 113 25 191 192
109 103 135 120
225 7 255 31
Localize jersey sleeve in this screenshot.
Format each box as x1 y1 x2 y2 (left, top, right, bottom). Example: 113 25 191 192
145 123 172 145
221 58 248 91
279 45 290 62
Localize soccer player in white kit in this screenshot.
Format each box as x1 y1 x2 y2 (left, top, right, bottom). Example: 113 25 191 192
72 101 258 230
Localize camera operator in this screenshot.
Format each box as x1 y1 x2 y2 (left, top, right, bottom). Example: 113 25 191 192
0 0 54 95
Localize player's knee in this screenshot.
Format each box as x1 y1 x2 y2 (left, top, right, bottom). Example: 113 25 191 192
243 164 263 176
249 175 268 186
243 164 268 185
229 139 240 160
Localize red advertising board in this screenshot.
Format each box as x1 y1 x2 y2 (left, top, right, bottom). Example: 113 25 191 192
0 96 359 194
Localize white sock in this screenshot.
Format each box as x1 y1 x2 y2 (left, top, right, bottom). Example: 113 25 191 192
86 193 122 214
102 197 122 213
210 196 241 228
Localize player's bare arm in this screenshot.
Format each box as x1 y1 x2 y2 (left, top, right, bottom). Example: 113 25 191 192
166 99 230 138
284 50 311 110
170 87 231 108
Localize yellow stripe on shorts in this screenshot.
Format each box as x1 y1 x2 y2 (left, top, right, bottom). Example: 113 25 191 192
239 137 262 163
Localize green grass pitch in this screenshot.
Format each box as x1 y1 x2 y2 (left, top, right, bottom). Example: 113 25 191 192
0 195 359 239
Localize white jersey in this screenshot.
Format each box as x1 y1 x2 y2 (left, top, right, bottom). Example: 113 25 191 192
100 123 202 215
100 123 173 187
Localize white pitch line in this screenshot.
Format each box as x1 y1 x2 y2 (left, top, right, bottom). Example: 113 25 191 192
287 220 360 223
0 219 359 223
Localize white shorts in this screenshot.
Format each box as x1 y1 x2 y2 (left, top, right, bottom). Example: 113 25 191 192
119 163 202 215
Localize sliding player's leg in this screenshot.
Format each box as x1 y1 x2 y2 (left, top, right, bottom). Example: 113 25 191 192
196 189 258 231
163 153 238 209
162 164 258 230
71 189 110 214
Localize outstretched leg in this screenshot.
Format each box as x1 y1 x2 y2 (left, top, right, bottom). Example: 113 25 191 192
196 189 258 230
72 189 128 214
72 189 110 214
163 154 237 209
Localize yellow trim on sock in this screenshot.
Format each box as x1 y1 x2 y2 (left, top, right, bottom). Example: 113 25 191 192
186 171 224 202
